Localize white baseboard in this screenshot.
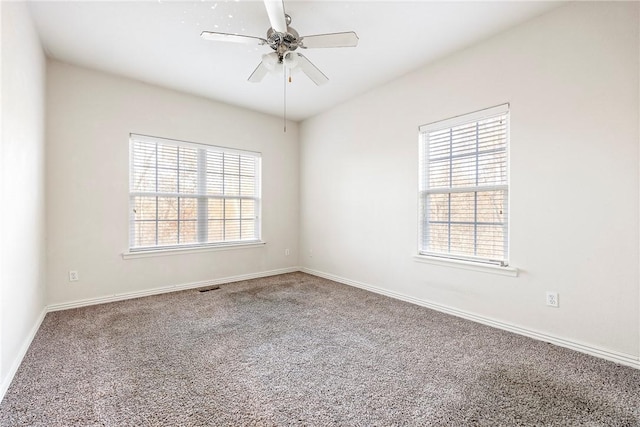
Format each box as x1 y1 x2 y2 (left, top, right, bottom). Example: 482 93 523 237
3 265 636 406
301 267 640 370
47 267 300 312
0 308 47 404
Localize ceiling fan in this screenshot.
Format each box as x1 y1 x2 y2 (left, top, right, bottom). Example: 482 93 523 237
200 0 359 86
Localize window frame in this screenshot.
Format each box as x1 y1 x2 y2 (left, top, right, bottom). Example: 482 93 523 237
128 133 262 253
418 104 510 267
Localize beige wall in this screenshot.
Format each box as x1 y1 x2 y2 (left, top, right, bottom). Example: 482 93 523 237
45 61 300 306
300 2 640 360
1 2 47 393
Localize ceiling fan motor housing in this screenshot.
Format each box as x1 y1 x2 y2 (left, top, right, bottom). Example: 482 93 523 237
267 25 300 62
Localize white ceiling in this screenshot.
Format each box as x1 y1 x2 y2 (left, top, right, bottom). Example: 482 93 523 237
27 0 562 121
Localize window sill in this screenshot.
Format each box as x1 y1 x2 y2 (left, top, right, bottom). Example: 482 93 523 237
414 255 519 277
122 241 266 259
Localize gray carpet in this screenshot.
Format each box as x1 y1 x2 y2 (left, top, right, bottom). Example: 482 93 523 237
1 272 639 426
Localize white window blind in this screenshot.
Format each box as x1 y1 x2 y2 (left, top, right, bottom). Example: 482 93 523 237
419 104 509 266
129 134 261 251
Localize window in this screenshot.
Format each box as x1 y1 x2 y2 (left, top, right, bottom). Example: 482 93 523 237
129 134 261 251
419 104 509 266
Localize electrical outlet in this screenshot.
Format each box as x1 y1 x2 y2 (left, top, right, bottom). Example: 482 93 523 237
285 248 290 256
546 291 558 307
309 249 313 258
69 270 79 282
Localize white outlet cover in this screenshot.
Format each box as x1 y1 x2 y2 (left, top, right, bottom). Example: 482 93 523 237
546 291 558 307
69 270 79 282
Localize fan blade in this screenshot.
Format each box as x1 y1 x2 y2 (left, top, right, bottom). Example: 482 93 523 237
201 31 266 45
248 53 280 82
263 0 287 33
295 53 329 86
248 61 270 83
300 31 359 49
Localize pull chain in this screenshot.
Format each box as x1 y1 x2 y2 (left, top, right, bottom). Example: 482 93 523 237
283 64 287 132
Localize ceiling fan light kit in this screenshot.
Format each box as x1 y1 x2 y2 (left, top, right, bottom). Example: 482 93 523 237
201 0 359 130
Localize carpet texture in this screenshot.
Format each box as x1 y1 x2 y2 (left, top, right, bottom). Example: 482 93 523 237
1 272 639 426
